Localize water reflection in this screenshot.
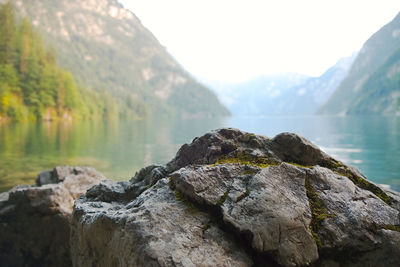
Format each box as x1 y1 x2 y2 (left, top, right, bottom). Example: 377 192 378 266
0 116 399 192
0 117 224 191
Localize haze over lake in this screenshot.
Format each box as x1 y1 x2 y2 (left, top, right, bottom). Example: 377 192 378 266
1 116 399 192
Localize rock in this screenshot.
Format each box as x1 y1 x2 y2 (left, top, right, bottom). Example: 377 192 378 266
308 166 400 266
0 166 104 267
166 128 279 172
171 163 319 266
59 128 400 266
271 132 335 167
72 178 253 267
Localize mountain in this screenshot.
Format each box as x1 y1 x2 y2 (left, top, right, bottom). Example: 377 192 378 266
319 12 400 115
204 54 355 116
347 47 400 115
279 54 356 115
205 73 309 116
1 0 229 118
204 74 311 116
0 3 108 121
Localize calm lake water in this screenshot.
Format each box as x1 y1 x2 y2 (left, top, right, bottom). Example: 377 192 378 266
0 115 399 192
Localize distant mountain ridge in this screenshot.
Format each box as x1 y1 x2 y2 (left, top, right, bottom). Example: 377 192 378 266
1 0 229 118
205 54 355 116
203 73 309 116
279 54 356 115
319 12 400 115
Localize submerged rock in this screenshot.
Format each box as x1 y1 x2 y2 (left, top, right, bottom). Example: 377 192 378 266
0 166 104 267
71 128 400 266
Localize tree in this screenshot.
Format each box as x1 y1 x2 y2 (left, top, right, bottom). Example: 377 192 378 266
0 2 16 65
0 2 120 121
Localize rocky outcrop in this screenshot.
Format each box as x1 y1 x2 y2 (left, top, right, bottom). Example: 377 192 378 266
0 166 104 267
71 128 400 267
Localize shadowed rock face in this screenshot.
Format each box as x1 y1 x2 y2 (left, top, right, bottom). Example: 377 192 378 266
0 166 104 267
71 128 400 267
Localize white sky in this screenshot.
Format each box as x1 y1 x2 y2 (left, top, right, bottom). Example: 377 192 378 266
119 0 400 82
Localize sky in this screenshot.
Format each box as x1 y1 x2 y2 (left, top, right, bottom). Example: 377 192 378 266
119 0 400 82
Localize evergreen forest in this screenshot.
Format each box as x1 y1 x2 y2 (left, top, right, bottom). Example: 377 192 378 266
0 2 122 121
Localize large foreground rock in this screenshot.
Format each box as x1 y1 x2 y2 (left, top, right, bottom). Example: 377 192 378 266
0 166 104 267
71 128 400 266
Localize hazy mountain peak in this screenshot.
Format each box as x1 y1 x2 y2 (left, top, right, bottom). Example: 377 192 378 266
204 54 355 116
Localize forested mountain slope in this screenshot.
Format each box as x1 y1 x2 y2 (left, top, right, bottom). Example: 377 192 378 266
0 3 109 121
347 47 400 115
1 0 229 118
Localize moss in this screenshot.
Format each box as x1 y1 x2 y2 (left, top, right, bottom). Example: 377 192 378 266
249 133 256 139
242 169 259 175
169 178 199 213
174 189 184 201
173 189 199 213
324 160 392 206
334 170 392 206
215 150 280 169
287 162 313 169
310 227 323 248
217 189 230 206
325 160 344 169
305 178 329 248
378 224 400 232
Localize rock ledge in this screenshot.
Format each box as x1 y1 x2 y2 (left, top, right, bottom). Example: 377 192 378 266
72 128 400 266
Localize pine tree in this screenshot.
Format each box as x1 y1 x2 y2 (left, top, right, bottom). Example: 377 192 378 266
0 2 120 121
0 2 16 65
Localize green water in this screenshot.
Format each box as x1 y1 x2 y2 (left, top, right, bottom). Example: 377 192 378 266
0 118 224 191
1 116 399 192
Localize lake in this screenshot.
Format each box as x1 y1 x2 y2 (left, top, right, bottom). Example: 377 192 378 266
0 115 399 192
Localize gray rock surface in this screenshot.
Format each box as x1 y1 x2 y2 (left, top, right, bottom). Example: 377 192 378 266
171 163 318 266
0 166 104 267
72 178 253 267
71 128 400 267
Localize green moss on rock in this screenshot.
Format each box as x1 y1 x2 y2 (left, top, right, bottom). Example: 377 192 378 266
287 162 313 169
334 169 392 206
217 190 230 206
173 189 199 213
378 224 400 232
305 178 329 248
215 150 280 169
169 178 199 213
241 169 259 175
